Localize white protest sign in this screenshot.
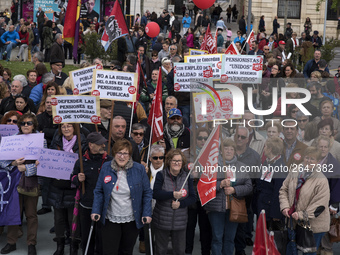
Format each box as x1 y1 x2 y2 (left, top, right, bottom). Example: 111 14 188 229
25 147 79 180
184 54 222 81
189 49 208 55
221 55 263 84
91 69 137 102
69 65 96 95
0 133 44 160
0 125 19 137
51 95 101 124
193 90 242 123
173 63 213 92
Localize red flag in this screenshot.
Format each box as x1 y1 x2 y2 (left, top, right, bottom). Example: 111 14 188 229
197 125 220 206
200 24 217 54
147 67 163 144
252 210 280 255
225 42 240 55
246 30 255 51
62 0 81 45
101 0 128 51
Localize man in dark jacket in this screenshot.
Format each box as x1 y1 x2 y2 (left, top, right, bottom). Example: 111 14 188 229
71 132 112 255
238 15 246 35
0 22 7 59
135 28 148 52
271 16 279 35
36 7 45 28
162 11 170 34
310 30 322 49
130 123 149 165
49 34 65 67
31 22 40 54
172 16 181 34
50 59 68 86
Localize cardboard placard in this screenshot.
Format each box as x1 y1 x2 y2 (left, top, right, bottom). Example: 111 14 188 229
51 95 101 124
221 55 263 84
0 125 19 137
173 63 213 92
189 49 208 55
91 69 137 102
184 54 223 81
69 65 96 95
193 89 242 123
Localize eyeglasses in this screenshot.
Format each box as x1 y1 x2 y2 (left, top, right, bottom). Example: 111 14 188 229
171 160 182 164
237 135 247 140
170 116 181 120
152 156 165 160
20 121 33 126
297 119 308 123
7 118 17 124
116 152 130 157
264 48 269 51
197 136 208 141
170 48 176 50
291 110 299 114
61 125 73 130
132 132 144 136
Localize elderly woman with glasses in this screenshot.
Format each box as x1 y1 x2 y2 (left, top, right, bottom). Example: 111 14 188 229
91 139 152 255
152 148 196 255
48 123 87 255
0 113 46 255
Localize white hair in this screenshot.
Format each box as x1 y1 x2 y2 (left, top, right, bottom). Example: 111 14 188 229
13 75 27 87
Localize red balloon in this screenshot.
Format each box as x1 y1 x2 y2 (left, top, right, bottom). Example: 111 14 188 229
145 22 160 38
193 0 215 10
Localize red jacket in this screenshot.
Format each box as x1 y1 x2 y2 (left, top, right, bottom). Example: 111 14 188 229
18 31 29 44
258 38 267 51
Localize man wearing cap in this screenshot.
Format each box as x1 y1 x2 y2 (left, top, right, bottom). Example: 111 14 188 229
311 30 322 49
50 59 68 86
49 33 65 67
163 108 190 152
71 132 113 255
272 40 287 66
83 100 112 138
284 22 293 39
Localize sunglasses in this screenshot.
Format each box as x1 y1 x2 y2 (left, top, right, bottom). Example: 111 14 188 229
237 135 247 140
152 156 165 160
297 119 308 123
7 118 17 123
133 132 144 136
170 48 176 50
197 136 208 141
291 110 299 113
20 121 33 126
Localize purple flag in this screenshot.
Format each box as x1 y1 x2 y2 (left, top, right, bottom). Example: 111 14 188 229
0 168 21 226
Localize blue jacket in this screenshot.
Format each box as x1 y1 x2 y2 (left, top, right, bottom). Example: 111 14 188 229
1 30 19 44
234 36 245 44
303 59 330 78
29 83 43 106
141 16 148 26
32 28 40 46
92 161 152 229
182 16 191 28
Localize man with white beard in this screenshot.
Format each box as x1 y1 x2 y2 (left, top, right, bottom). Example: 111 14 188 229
163 108 190 152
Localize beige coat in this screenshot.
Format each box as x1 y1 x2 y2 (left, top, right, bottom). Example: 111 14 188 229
279 171 330 233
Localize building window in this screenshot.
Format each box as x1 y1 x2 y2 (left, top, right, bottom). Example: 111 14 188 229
277 0 301 19
327 0 339 20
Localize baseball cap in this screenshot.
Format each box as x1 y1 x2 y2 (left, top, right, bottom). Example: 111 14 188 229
168 108 182 118
87 132 107 145
279 41 285 45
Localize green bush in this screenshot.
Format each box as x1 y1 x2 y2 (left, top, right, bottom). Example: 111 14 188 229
320 38 340 67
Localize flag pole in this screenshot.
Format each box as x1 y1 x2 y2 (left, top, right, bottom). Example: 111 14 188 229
128 102 134 137
146 109 155 167
262 210 269 255
241 30 252 53
107 100 114 155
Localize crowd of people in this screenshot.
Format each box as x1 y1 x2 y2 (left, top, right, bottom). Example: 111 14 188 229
0 2 340 255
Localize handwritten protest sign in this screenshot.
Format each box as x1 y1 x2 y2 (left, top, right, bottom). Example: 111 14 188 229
184 54 222 81
221 55 263 84
189 49 208 55
69 65 96 95
0 133 44 160
51 95 101 124
0 125 19 137
25 147 78 180
193 90 242 123
173 63 213 92
92 70 137 102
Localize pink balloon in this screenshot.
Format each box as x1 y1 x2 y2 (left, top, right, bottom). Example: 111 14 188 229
193 0 215 10
145 22 160 38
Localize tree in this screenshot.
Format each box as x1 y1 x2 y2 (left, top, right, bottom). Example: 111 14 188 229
316 0 340 12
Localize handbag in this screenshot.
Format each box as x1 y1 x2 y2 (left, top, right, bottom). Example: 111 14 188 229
295 212 317 253
229 195 248 223
329 217 340 243
17 174 39 197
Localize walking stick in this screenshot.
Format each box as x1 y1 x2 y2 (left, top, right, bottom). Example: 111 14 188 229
143 217 153 255
84 215 99 255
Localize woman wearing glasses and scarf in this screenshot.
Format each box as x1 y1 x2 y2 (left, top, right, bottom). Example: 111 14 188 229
91 139 152 255
152 148 196 255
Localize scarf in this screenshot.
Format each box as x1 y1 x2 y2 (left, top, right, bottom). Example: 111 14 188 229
150 163 164 189
163 123 185 149
111 157 133 171
63 135 77 152
288 171 312 215
162 66 169 75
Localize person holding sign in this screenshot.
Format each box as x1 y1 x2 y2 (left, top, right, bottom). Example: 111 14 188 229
91 139 152 255
71 132 113 255
0 113 46 255
48 123 87 255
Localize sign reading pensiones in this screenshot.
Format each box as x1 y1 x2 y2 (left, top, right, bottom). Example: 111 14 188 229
173 63 213 92
193 90 242 123
189 49 208 55
184 54 222 81
222 55 263 84
91 69 137 102
69 65 97 95
51 95 101 124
